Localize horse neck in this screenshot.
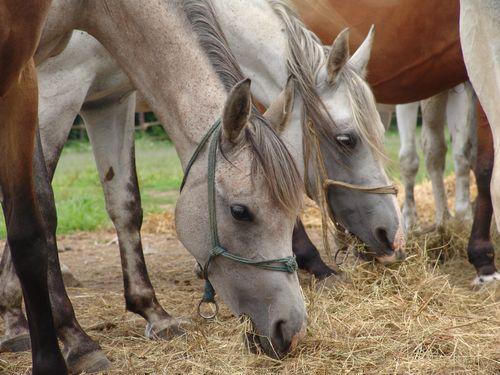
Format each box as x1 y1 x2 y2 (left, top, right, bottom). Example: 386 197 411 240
210 0 308 175
210 0 289 103
46 0 227 167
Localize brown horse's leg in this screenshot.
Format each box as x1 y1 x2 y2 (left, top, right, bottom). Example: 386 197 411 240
0 127 110 372
0 61 66 374
293 220 337 280
32 129 111 372
467 102 498 283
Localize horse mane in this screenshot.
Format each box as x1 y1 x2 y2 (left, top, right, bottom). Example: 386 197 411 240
269 0 386 160
182 0 303 215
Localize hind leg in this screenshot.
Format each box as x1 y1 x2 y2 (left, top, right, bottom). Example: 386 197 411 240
0 61 66 374
467 103 498 284
447 83 474 219
460 2 500 283
421 91 451 227
82 94 183 339
396 102 420 231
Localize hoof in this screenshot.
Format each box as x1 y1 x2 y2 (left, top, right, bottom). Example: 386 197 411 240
67 350 111 374
472 271 500 287
0 333 31 353
145 318 189 340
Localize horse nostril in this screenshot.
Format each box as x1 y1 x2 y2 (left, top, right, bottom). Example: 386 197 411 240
271 319 288 354
375 227 393 252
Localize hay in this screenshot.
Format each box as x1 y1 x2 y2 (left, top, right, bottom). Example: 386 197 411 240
1 175 499 374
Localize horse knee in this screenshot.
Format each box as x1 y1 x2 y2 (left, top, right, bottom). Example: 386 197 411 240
399 148 419 179
422 137 447 171
454 153 471 175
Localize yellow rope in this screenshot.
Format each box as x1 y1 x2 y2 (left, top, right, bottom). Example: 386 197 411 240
323 180 398 195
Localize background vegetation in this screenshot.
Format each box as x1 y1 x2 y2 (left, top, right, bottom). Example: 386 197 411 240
0 121 454 238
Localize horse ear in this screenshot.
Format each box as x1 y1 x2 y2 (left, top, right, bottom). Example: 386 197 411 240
222 78 252 143
264 76 295 133
349 25 375 77
327 28 350 83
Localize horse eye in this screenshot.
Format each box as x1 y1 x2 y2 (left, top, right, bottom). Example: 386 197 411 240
336 133 356 147
230 204 253 221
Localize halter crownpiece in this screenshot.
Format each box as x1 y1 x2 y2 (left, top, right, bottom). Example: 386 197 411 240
180 118 298 319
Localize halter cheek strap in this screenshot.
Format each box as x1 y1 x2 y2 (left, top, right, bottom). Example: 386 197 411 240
180 119 298 319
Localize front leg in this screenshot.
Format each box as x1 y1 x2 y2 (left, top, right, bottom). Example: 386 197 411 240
421 91 451 227
0 61 67 375
292 220 337 280
82 94 183 339
396 102 420 231
447 83 474 220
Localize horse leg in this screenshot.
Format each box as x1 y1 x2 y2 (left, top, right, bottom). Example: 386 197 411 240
420 91 450 227
446 83 474 219
376 103 395 131
467 102 499 284
0 244 30 352
396 101 420 231
0 61 66 374
0 67 110 373
460 0 500 242
81 94 183 339
293 220 337 280
35 128 111 372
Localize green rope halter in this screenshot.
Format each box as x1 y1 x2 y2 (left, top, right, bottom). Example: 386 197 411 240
180 119 298 319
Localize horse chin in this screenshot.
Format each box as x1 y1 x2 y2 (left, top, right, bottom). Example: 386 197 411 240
375 249 406 265
352 235 406 265
376 229 407 265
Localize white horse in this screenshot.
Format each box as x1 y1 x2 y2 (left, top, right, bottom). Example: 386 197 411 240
2 0 310 371
460 1 500 224
396 83 475 230
1 0 402 371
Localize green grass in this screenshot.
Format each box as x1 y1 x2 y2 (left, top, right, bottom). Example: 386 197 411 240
0 127 455 239
0 137 182 239
385 126 454 183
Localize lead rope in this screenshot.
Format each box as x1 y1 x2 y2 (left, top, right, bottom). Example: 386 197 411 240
180 119 298 320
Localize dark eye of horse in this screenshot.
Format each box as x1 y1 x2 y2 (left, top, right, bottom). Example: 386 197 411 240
230 204 253 221
336 133 356 148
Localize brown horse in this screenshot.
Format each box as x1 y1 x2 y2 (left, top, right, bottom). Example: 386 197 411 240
290 0 497 282
0 0 67 373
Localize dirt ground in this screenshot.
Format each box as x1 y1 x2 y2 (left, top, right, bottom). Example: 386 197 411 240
0 176 499 374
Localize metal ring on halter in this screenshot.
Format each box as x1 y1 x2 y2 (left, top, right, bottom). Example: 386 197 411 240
197 299 219 320
181 119 299 320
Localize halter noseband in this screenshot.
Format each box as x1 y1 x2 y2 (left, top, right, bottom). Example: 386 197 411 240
180 119 298 319
323 180 398 195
